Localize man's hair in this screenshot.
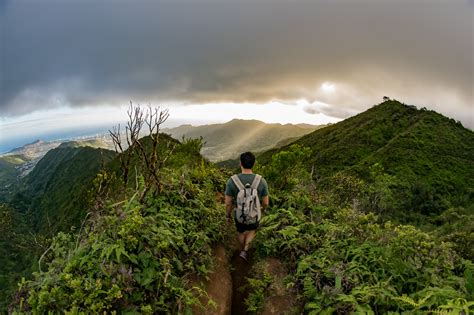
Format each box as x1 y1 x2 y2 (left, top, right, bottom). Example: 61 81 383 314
240 152 255 169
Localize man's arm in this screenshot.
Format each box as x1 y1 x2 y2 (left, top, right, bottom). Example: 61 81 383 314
225 195 233 222
260 177 269 211
261 195 269 211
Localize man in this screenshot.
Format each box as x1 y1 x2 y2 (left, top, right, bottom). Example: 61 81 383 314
225 152 269 261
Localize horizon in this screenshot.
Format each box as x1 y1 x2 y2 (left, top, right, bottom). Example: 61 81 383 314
2 99 471 155
0 109 338 154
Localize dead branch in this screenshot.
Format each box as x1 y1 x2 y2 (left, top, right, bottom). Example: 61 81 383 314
109 102 171 200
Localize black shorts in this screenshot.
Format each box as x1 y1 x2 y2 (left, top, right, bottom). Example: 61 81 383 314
234 218 259 233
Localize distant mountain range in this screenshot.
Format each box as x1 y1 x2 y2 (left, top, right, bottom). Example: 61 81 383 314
0 119 319 185
164 119 324 162
7 139 62 160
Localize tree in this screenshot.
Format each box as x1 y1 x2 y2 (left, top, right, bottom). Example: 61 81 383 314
109 102 174 200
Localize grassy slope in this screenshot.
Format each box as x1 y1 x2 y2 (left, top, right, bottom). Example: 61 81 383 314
12 145 117 235
259 100 474 212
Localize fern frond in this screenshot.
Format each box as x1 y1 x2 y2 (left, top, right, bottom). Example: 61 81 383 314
392 292 433 310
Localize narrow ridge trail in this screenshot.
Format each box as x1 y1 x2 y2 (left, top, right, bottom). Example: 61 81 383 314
191 243 255 315
230 249 255 315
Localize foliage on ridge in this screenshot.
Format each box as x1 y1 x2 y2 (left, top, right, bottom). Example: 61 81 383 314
258 100 474 216
246 144 474 313
11 136 228 313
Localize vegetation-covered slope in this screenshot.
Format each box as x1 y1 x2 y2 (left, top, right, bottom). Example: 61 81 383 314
164 119 322 162
10 134 474 314
0 138 115 194
0 144 116 311
10 134 229 313
0 203 35 312
0 154 26 200
259 100 474 215
245 143 474 313
11 143 117 235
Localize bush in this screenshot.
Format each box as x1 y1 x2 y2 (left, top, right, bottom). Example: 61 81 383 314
256 201 472 313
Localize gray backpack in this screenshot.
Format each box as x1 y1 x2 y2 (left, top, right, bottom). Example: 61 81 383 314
231 174 262 224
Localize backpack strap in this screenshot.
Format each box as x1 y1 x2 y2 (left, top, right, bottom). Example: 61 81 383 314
250 174 262 190
231 175 245 191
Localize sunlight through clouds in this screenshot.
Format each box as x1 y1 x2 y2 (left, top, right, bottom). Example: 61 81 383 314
167 101 341 126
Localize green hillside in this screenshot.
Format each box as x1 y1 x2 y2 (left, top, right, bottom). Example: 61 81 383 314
0 154 26 200
247 101 474 312
0 144 116 310
13 144 117 234
164 119 322 162
8 133 230 313
259 100 474 215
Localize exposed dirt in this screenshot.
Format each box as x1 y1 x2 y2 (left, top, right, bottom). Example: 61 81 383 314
191 244 232 315
230 248 255 315
191 235 297 314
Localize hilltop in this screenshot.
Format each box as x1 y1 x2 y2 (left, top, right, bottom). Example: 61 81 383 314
6 139 61 160
164 119 324 162
258 100 474 215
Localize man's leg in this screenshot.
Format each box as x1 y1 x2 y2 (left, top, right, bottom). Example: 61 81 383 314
237 232 246 250
243 230 256 251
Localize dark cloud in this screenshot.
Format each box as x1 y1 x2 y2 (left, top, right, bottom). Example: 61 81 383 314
1 0 473 126
303 105 320 115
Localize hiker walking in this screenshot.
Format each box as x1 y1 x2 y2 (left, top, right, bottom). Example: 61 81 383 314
225 152 269 261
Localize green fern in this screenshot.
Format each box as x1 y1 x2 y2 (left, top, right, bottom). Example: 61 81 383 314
435 298 474 314
391 293 432 309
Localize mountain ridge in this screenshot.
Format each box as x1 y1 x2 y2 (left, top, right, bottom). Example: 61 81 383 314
258 100 474 214
164 119 325 161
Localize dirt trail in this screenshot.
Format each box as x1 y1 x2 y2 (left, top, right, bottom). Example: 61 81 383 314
230 249 255 315
193 242 296 314
191 243 254 314
191 244 232 315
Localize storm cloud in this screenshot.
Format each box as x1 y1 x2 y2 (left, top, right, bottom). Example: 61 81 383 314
1 1 473 126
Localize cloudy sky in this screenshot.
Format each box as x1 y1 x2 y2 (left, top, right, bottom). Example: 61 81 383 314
0 0 473 151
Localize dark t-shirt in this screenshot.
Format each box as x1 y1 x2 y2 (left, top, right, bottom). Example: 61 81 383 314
225 173 269 203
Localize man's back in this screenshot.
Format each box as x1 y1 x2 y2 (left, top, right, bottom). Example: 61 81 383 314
224 151 270 261
225 173 269 201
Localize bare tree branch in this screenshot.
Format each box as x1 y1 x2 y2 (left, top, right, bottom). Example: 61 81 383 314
109 102 171 200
